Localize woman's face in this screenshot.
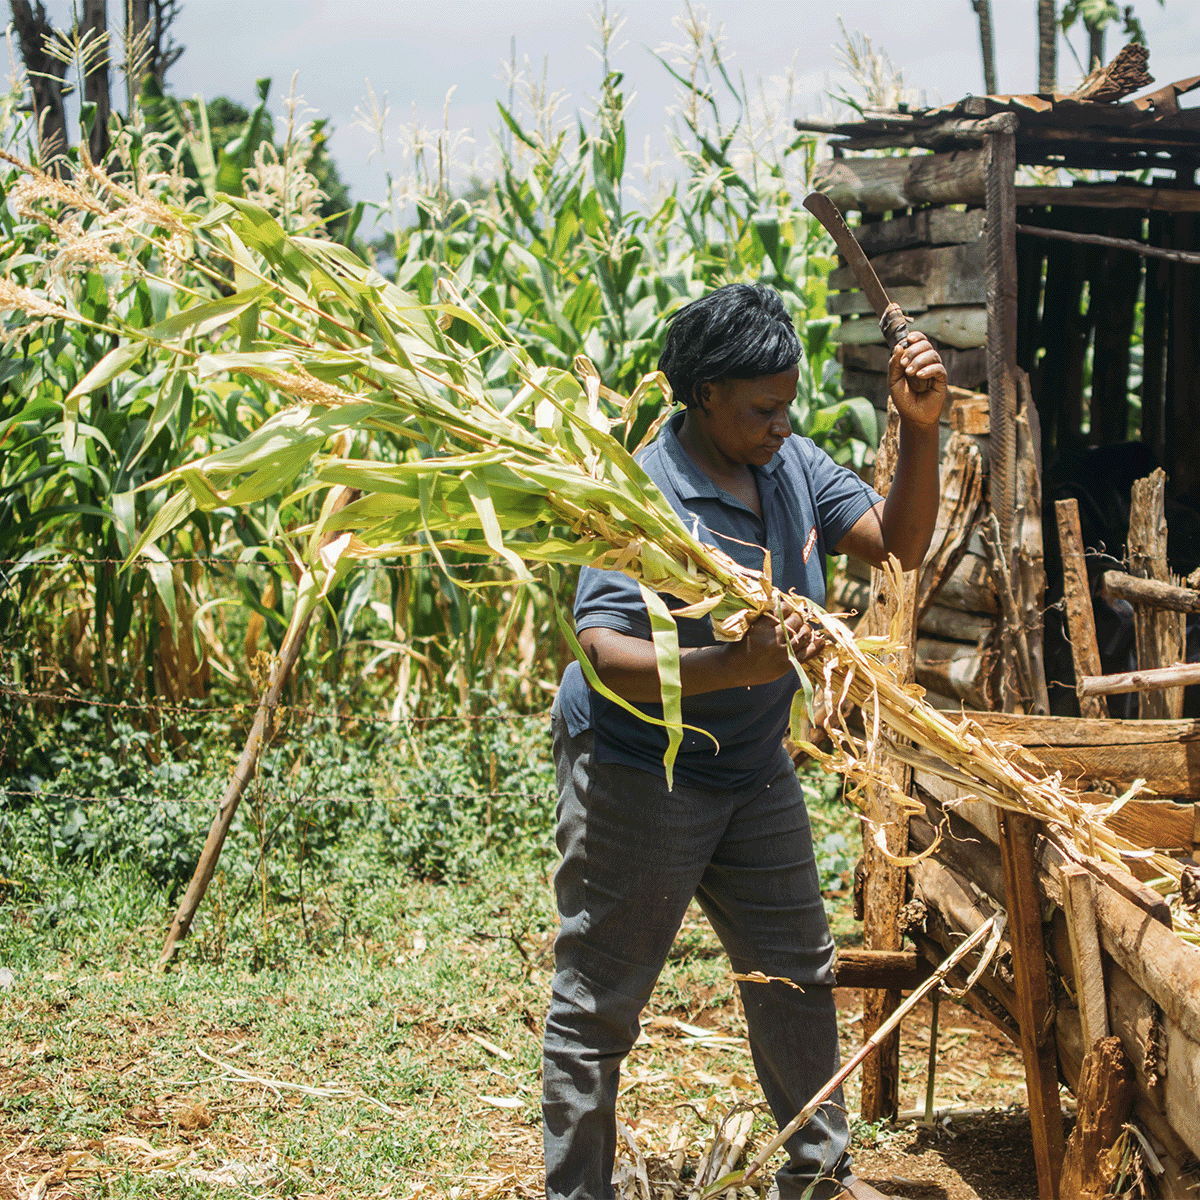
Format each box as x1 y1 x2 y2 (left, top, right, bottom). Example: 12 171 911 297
695 366 798 468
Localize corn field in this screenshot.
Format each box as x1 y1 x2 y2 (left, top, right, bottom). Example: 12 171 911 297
0 15 879 743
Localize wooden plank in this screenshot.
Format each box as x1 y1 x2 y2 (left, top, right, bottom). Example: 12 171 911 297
949 392 990 434
1169 213 1200 504
847 546 998 615
998 808 1067 1199
911 798 1007 905
1162 1020 1200 1162
917 603 994 644
1035 208 1090 454
1088 211 1143 446
1014 394 1051 716
1091 875 1200 1048
913 769 1002 843
836 305 989 351
841 367 888 409
840 342 988 391
913 306 988 350
813 149 988 213
1009 739 1200 804
1058 1037 1135 1200
986 130 1019 555
1061 866 1110 1049
1102 800 1198 853
853 206 986 256
1054 499 1108 719
964 712 1200 747
1100 570 1200 613
1060 944 1200 1178
1128 471 1186 719
829 240 986 303
859 399 917 1122
1141 211 1169 466
917 431 985 624
1014 184 1200 212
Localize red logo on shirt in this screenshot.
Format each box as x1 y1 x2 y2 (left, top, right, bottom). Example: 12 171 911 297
802 526 818 563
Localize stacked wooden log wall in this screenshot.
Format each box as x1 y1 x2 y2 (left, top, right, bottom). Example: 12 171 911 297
830 386 997 711
832 206 989 408
827 200 1005 712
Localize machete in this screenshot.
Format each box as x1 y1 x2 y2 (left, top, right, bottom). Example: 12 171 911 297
802 189 911 352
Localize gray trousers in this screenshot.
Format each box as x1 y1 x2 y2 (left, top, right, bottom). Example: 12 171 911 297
543 713 854 1200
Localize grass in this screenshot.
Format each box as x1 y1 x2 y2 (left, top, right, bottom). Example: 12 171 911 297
1 724 870 1198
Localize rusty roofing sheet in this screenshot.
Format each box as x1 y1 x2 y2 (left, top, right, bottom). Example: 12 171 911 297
805 74 1200 149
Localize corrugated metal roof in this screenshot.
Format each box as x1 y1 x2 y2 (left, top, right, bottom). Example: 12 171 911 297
794 73 1200 167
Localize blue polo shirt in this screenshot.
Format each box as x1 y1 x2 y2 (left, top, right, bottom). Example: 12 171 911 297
556 410 883 791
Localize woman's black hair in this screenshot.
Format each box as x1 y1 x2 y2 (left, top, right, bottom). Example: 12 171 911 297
657 283 802 409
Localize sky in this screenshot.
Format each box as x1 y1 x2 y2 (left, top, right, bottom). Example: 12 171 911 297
24 0 1200 228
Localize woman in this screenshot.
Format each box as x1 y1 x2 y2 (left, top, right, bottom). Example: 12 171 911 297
544 284 946 1200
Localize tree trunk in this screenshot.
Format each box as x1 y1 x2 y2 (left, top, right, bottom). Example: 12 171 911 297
10 0 70 168
1038 0 1057 92
125 0 150 112
81 0 109 162
1088 25 1105 71
972 0 999 95
149 0 185 87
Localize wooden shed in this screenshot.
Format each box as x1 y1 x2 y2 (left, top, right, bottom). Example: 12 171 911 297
796 56 1200 1200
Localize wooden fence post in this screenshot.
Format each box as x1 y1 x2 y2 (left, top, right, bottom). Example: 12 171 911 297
158 487 359 968
1128 470 1185 719
859 401 918 1121
998 810 1067 1199
1055 498 1108 719
987 127 1065 1200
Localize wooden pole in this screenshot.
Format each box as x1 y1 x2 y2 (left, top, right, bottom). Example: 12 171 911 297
1100 571 1200 613
972 0 999 96
997 809 1067 1199
1054 499 1108 719
1077 660 1200 698
738 917 1000 1190
985 128 1024 712
1015 224 1200 267
1058 1037 1136 1200
859 401 917 1122
1060 865 1109 1050
1128 471 1186 719
158 488 359 968
1037 0 1057 93
1014 391 1051 715
985 129 1019 558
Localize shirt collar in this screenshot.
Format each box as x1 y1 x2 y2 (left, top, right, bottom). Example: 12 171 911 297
658 409 784 502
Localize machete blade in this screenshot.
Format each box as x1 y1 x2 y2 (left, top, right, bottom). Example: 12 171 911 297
803 190 909 350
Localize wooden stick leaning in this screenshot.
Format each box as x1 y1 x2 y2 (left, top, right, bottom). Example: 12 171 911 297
727 916 1002 1193
158 487 359 969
